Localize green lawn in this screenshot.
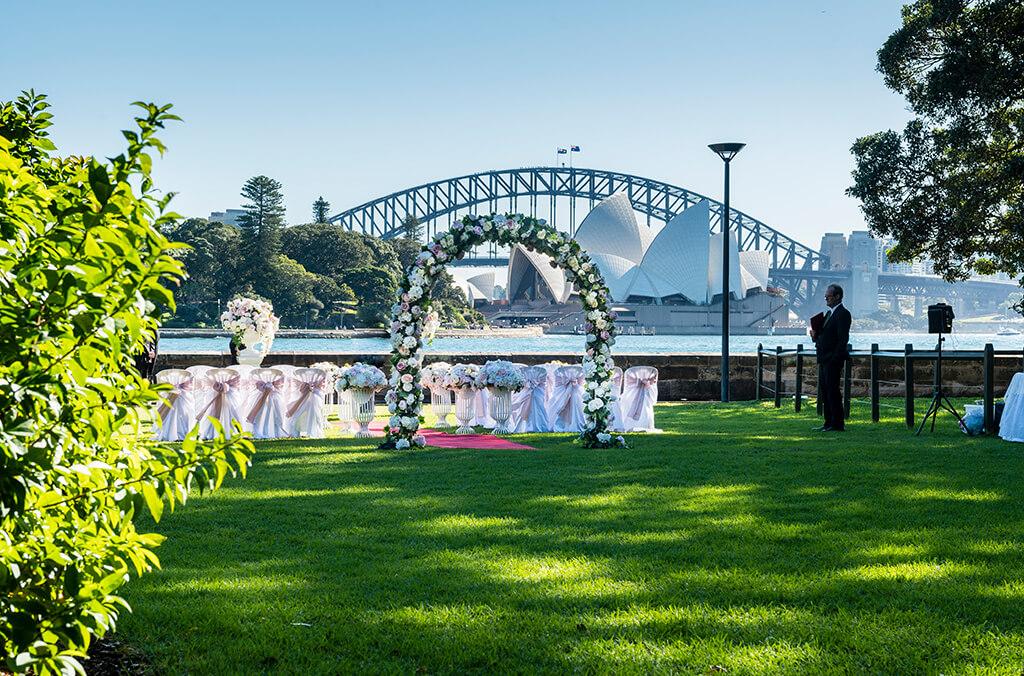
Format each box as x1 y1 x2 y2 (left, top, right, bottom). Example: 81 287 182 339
115 401 1024 674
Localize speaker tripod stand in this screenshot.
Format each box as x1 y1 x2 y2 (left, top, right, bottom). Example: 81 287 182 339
916 334 964 435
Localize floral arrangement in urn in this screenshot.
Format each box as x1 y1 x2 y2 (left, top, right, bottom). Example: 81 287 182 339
419 361 452 389
337 363 387 391
445 363 481 390
475 360 525 391
381 213 623 449
221 294 279 364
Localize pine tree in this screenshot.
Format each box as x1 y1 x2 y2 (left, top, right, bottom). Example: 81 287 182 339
401 214 422 241
313 196 331 224
237 175 285 263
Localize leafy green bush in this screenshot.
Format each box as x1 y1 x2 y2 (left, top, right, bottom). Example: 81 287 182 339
0 92 254 674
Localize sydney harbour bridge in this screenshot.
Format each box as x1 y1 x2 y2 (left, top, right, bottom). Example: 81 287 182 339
327 167 1015 319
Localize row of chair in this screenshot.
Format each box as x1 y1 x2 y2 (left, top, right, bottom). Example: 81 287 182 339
154 365 330 441
436 364 659 433
154 362 659 441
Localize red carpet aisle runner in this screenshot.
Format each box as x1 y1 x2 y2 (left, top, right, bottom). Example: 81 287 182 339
365 421 536 450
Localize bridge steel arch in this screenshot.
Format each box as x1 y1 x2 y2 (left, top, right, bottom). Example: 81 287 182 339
328 167 825 273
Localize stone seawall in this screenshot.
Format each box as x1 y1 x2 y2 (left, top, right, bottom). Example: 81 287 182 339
156 351 1024 401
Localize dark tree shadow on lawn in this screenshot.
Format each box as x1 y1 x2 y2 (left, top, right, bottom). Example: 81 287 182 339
118 402 1024 673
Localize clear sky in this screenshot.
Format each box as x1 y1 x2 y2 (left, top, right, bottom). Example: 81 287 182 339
4 0 910 247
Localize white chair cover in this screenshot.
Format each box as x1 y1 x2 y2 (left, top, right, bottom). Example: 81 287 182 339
608 367 625 432
186 365 212 381
620 366 659 432
474 387 495 428
246 368 289 439
271 364 299 394
288 368 329 438
543 363 561 397
548 365 586 433
154 369 197 441
999 372 1024 442
226 364 258 430
512 366 551 433
196 368 245 439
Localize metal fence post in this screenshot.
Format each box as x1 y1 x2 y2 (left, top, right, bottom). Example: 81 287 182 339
870 343 880 423
904 343 914 428
843 342 853 420
815 356 823 417
756 343 763 401
984 343 995 434
774 346 783 408
794 344 803 412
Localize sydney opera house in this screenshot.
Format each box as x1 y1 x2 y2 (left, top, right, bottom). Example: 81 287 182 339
455 193 786 334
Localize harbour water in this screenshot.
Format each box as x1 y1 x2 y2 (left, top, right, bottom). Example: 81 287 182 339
160 332 1024 355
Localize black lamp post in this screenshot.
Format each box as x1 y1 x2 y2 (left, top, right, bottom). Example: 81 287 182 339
708 142 745 402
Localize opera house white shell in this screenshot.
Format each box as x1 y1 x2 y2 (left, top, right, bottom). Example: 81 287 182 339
507 192 769 305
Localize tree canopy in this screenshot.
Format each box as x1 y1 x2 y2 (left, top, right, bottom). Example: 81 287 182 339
848 0 1024 296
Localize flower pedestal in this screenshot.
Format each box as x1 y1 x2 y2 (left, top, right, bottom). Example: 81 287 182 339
337 389 354 435
488 387 513 435
454 388 476 434
236 344 266 366
431 388 453 429
350 388 376 438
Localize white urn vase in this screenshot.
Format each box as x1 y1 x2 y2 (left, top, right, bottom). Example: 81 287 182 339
454 388 476 435
336 387 355 435
431 388 454 429
236 344 266 366
488 387 513 435
350 387 376 438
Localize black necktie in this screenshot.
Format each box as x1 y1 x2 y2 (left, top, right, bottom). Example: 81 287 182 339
823 309 832 324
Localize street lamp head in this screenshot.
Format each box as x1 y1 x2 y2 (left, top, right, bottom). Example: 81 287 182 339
708 142 746 162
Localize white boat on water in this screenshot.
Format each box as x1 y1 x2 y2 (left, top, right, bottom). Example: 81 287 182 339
997 326 1022 336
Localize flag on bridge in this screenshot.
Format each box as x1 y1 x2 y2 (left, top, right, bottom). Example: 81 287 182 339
557 148 568 154
571 145 581 152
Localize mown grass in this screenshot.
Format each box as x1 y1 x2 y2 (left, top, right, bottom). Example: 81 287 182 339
114 400 1024 674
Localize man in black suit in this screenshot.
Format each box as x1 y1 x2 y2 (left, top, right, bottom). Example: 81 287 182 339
810 284 852 432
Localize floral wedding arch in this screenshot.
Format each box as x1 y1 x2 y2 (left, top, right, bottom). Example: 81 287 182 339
382 213 621 450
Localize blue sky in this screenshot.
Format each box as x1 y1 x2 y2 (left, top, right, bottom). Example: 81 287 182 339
4 0 910 246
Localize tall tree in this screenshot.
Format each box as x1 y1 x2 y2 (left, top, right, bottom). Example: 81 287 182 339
848 0 1024 300
312 195 330 224
237 175 286 264
401 214 423 241
281 223 373 277
343 266 399 327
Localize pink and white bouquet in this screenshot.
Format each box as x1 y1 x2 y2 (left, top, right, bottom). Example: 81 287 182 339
445 363 481 390
337 362 387 391
474 360 525 391
420 361 452 390
221 294 279 348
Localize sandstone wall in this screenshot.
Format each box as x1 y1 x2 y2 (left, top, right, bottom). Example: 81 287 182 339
156 351 1024 401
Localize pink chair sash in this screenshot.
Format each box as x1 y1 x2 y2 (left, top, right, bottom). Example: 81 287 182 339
554 372 585 424
511 379 543 422
196 374 240 422
157 377 194 420
627 375 658 419
247 376 286 423
286 378 327 418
